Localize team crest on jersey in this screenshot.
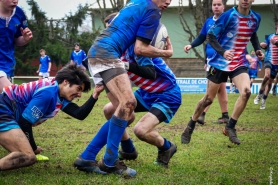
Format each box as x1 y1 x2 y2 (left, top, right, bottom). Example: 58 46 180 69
31 106 43 119
227 32 233 38
23 20 28 27
246 20 253 27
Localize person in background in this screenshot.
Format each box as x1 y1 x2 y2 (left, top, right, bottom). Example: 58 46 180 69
36 49 52 79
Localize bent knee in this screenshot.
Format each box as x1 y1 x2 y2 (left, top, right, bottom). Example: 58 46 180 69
203 96 213 107
242 88 251 99
133 126 146 140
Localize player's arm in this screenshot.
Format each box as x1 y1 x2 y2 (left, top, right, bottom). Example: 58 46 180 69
184 34 206 53
70 52 74 64
250 32 264 60
62 85 104 120
124 62 156 79
258 60 262 70
207 34 226 56
37 64 41 73
18 116 37 151
48 61 52 73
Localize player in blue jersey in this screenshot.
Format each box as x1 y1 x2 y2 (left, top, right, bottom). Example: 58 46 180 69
36 49 52 79
181 0 264 145
246 50 262 87
0 0 33 92
254 22 278 109
74 15 179 170
70 43 87 71
84 0 172 177
184 0 229 127
0 64 104 171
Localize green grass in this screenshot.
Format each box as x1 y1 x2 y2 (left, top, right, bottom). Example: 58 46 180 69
0 91 277 185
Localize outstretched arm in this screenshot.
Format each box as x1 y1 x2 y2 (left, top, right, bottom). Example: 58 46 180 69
63 85 104 120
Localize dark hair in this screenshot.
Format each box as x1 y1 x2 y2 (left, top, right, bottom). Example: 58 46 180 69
55 63 91 92
74 42 80 46
104 12 118 24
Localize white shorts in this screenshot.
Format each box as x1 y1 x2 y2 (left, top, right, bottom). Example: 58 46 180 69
39 72 49 78
88 58 125 85
0 71 7 78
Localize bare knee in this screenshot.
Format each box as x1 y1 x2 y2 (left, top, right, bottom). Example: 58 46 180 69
133 125 146 141
202 95 213 107
118 97 137 118
241 88 251 100
103 104 114 120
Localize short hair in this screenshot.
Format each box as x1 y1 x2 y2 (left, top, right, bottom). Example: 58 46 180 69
40 49 45 52
74 42 80 46
55 63 91 92
104 12 118 24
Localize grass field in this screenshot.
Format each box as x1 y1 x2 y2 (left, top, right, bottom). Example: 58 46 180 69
0 90 277 185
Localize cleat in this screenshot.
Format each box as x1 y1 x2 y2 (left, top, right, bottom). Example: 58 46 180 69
119 149 138 160
73 156 107 174
36 154 49 161
181 126 193 144
222 126 241 145
260 99 266 109
154 141 177 168
254 94 262 104
98 159 136 178
196 114 205 125
214 117 229 124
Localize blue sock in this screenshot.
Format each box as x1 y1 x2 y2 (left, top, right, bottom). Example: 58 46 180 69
121 138 135 153
158 138 171 151
81 120 110 161
104 115 128 166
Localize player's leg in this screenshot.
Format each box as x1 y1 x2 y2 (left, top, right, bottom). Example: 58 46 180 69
0 71 12 93
223 67 250 145
196 80 210 125
181 67 223 144
98 64 136 176
215 82 229 124
260 70 277 109
0 129 37 170
254 65 271 104
272 73 278 96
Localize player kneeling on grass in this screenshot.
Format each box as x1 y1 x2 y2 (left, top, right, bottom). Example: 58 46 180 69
0 63 104 171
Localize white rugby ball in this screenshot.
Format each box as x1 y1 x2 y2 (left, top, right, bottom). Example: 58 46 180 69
151 23 168 50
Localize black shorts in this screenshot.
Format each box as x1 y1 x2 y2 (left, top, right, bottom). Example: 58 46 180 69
207 66 248 84
134 99 166 123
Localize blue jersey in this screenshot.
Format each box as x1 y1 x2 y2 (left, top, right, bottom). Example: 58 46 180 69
264 34 278 65
88 0 161 59
70 50 87 66
208 7 261 71
200 16 217 58
0 6 28 77
3 78 70 126
39 55 51 72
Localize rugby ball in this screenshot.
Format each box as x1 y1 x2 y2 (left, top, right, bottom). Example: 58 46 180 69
151 23 168 50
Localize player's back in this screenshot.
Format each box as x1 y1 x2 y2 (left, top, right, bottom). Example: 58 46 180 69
88 0 160 59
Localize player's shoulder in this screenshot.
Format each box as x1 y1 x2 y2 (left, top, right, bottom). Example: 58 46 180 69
15 6 26 17
250 9 261 19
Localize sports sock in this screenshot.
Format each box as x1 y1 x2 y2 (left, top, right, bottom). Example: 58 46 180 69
121 138 135 153
81 120 110 161
104 115 128 166
263 95 268 100
158 138 171 151
222 112 229 119
259 89 264 95
226 118 237 129
250 83 253 88
202 112 206 116
188 118 197 130
273 85 276 90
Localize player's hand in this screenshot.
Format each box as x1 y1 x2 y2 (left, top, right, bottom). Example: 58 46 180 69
270 38 278 45
20 27 33 42
223 50 234 61
260 42 267 49
34 146 43 154
184 45 192 53
164 37 173 57
36 70 39 73
259 69 261 71
92 84 104 99
256 50 264 60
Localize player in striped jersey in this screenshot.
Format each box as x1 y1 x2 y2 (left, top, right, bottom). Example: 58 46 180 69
246 50 262 88
181 0 264 145
183 0 229 127
254 22 278 109
0 64 104 171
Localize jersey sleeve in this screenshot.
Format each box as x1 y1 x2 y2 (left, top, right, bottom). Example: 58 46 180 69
136 9 161 42
70 52 74 60
21 89 56 124
15 7 29 38
82 50 87 61
47 56 51 62
200 19 209 35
